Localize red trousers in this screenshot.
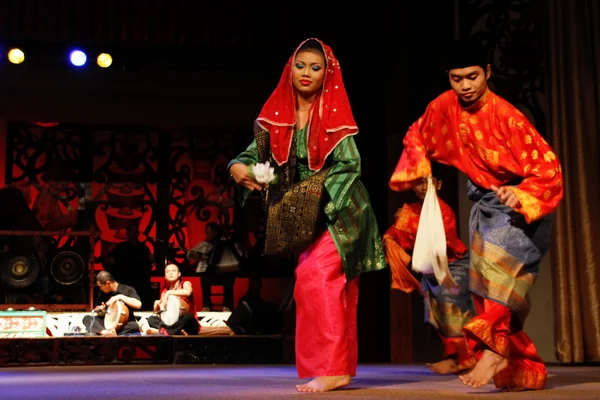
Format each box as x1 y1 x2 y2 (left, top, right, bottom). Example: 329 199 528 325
463 294 547 389
294 231 359 378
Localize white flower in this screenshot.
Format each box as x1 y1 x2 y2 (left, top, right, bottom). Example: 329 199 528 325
252 162 276 184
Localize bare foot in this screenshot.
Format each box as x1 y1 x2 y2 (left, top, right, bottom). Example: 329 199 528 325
296 375 351 392
426 359 458 375
145 327 160 335
459 349 508 388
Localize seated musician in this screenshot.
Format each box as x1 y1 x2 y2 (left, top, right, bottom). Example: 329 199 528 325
140 263 200 335
82 271 142 335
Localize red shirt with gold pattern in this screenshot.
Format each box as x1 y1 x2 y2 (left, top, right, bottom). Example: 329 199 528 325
390 90 563 223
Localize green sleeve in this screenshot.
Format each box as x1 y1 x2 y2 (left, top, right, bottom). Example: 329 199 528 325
324 136 361 221
228 139 260 206
228 139 260 169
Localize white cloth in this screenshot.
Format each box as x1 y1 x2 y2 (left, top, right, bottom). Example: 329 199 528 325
412 176 458 291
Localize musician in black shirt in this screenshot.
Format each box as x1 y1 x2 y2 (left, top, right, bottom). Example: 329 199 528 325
82 271 142 335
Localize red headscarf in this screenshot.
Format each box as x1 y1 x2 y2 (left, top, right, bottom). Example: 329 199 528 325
256 38 358 171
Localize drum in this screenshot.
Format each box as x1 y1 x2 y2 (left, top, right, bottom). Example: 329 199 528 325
104 300 129 332
160 295 190 326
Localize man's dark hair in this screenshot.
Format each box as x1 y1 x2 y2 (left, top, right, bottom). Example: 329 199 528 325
445 38 488 72
96 270 114 284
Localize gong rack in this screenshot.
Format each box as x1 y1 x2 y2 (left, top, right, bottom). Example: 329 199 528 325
0 227 98 311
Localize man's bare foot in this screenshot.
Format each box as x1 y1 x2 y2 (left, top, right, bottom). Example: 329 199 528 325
145 327 160 335
296 375 351 392
426 359 458 375
459 349 508 388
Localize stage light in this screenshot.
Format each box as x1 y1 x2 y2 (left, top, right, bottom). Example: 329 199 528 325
97 53 113 68
7 48 25 64
69 49 87 67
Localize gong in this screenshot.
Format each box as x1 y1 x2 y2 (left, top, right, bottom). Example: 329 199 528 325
0 253 41 288
51 251 85 285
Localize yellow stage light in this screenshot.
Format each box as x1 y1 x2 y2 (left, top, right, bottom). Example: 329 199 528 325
97 53 113 68
7 48 25 64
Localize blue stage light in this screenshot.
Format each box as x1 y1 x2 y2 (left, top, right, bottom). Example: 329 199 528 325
69 50 87 67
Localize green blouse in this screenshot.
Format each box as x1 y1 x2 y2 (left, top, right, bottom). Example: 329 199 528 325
229 126 386 279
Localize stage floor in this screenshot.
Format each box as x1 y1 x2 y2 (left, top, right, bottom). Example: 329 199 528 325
1 364 599 399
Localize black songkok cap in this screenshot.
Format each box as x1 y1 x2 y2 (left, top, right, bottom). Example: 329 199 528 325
445 38 488 71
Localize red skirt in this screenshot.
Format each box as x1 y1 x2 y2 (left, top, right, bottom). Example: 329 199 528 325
294 230 359 378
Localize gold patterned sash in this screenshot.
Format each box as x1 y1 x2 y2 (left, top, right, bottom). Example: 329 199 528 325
254 123 329 256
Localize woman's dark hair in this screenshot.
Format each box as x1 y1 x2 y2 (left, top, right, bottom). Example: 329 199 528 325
297 39 325 58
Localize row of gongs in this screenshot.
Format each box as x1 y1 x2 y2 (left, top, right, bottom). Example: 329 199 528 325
0 251 85 288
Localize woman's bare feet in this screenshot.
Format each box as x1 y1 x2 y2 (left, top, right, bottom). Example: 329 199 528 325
459 349 508 388
426 359 459 374
296 375 351 392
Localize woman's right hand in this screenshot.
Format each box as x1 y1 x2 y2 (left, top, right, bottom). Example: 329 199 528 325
229 163 264 191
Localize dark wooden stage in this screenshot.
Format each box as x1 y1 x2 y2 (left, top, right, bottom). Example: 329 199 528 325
1 364 599 399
